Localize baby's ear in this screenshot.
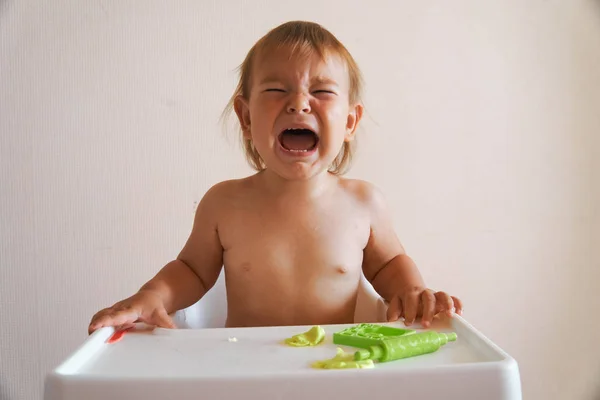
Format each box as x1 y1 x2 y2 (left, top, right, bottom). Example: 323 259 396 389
234 95 251 138
345 103 364 142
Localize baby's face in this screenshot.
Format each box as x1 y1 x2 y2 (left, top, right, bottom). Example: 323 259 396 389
235 47 361 180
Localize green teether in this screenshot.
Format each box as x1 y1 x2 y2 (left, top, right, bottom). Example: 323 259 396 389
354 331 458 363
333 323 415 349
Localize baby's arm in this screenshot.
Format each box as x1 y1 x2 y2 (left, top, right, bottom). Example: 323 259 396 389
142 182 225 312
358 182 463 327
88 183 225 334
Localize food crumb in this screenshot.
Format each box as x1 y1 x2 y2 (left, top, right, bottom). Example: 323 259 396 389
228 336 238 342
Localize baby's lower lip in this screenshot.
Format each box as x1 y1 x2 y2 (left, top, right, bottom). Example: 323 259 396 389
279 146 317 156
284 147 316 154
277 141 318 157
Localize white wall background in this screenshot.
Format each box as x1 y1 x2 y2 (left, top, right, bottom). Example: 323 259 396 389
1 1 599 399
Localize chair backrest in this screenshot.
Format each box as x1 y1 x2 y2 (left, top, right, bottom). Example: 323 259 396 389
171 270 227 329
172 270 388 329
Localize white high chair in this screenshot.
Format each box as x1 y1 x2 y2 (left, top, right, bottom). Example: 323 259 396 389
46 269 524 400
171 270 389 329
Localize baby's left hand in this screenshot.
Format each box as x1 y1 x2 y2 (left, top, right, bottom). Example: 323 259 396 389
386 288 463 328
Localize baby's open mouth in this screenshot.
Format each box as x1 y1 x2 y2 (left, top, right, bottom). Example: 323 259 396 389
278 128 319 152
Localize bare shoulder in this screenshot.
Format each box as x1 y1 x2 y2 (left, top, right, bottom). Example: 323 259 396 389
200 176 255 203
194 176 256 220
338 177 402 257
337 178 388 213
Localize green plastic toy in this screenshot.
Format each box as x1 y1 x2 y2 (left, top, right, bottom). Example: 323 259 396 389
333 323 415 349
354 331 457 363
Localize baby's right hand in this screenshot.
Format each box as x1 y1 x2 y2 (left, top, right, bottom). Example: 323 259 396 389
88 290 177 335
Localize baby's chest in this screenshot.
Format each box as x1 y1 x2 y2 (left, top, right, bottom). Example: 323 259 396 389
220 206 370 267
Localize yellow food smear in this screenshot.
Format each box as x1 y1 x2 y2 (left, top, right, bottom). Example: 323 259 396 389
312 348 374 369
284 326 326 347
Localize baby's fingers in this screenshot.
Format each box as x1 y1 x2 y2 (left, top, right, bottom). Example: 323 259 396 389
386 296 403 322
402 292 419 326
147 309 177 329
89 309 139 334
452 296 463 315
88 309 110 334
434 291 455 317
420 289 436 328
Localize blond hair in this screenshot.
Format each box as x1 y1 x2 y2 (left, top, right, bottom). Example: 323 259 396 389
222 21 364 175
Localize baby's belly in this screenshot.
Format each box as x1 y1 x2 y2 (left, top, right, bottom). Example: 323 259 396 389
225 293 357 328
223 262 361 328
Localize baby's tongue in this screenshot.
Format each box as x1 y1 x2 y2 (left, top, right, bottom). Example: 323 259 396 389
281 130 316 151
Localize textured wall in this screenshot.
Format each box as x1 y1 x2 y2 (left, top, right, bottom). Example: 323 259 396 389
1 1 599 399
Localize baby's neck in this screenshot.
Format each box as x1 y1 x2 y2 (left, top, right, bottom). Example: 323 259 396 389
257 169 337 199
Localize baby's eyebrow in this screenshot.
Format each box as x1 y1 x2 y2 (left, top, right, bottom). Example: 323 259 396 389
312 77 338 86
258 76 283 86
258 76 339 85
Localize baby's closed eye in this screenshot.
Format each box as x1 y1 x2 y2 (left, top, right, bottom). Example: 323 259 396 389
312 89 337 96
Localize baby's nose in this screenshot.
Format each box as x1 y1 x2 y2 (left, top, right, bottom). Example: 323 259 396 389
287 95 311 113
